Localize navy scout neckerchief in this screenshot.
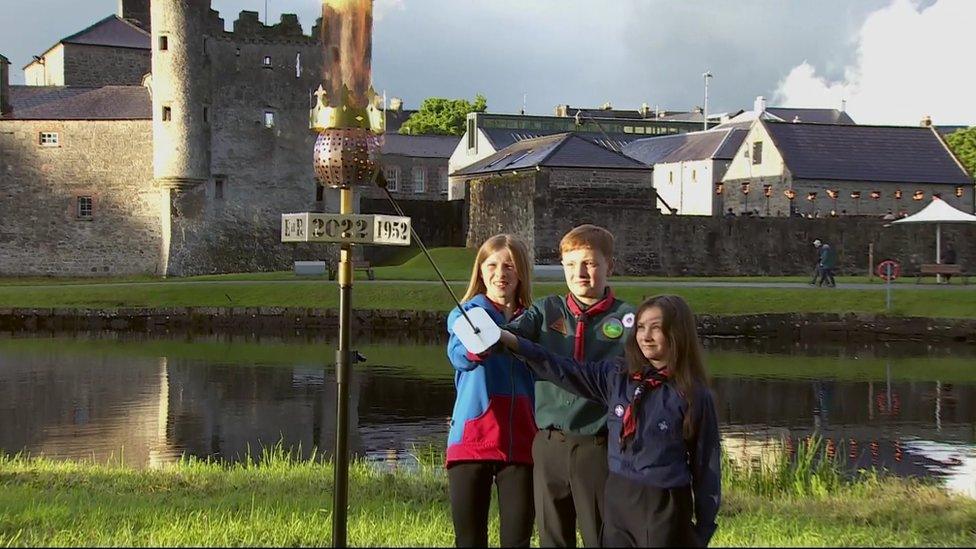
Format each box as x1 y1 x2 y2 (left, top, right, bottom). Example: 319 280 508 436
619 366 671 449
565 289 616 361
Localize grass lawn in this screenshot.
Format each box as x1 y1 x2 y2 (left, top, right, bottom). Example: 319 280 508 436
1 444 974 547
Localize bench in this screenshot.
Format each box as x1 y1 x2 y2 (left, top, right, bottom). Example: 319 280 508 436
328 260 375 281
915 263 967 284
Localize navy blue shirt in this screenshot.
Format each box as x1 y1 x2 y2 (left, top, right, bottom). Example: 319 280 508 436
513 336 722 544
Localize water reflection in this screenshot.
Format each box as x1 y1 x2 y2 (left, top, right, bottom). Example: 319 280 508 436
0 332 973 497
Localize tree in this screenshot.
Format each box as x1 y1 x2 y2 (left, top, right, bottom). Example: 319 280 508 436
945 126 976 178
398 94 487 136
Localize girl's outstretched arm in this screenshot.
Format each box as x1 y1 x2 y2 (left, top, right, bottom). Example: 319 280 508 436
498 330 614 405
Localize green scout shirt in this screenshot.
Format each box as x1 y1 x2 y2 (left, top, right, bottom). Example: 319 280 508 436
506 290 635 436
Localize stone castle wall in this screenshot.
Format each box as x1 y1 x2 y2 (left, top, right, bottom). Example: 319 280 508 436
0 120 161 276
62 43 151 87
467 173 976 276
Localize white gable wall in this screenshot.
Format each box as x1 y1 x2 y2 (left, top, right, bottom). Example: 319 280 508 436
653 159 719 215
448 128 498 200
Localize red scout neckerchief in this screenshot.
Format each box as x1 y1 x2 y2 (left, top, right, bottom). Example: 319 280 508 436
566 289 616 361
619 366 671 449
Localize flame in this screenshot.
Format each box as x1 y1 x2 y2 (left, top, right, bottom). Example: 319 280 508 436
321 0 374 110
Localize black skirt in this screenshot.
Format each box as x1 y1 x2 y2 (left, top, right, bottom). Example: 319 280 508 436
602 473 701 547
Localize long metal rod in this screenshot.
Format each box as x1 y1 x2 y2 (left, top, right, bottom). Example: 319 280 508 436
333 187 353 548
377 176 480 334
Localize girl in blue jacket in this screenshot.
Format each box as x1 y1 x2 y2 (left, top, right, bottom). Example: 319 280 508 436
446 234 536 547
497 294 721 547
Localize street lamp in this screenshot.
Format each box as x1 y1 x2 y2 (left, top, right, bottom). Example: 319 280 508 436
702 71 712 131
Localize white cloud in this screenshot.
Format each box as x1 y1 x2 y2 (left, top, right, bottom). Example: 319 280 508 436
773 0 976 126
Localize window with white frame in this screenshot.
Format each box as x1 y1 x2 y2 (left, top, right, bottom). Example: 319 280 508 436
412 166 425 193
77 196 93 219
384 165 400 191
39 132 60 147
438 167 449 194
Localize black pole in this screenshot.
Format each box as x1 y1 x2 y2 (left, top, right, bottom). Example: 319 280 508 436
333 189 354 548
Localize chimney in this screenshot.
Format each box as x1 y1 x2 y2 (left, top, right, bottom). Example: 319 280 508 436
840 98 847 112
389 97 403 112
117 0 151 31
555 104 569 117
754 95 766 115
640 102 650 118
920 115 933 127
0 54 10 116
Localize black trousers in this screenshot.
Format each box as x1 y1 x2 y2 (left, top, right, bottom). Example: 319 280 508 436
448 461 534 548
602 473 700 548
532 429 608 548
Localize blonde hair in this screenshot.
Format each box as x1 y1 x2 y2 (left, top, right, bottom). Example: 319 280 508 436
462 234 532 308
559 224 614 260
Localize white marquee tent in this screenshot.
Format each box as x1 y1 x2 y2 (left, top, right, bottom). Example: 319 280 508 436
892 196 976 264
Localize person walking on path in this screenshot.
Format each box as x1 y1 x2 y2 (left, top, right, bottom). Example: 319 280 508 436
811 239 837 287
445 234 537 547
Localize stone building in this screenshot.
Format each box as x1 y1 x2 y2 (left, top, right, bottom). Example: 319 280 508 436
448 110 704 199
455 132 654 266
623 128 747 216
0 1 437 277
720 119 974 218
367 133 460 201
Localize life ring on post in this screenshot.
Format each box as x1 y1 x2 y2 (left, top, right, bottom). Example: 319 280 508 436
876 260 901 281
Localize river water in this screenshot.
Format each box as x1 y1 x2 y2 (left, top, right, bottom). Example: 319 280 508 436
0 332 973 497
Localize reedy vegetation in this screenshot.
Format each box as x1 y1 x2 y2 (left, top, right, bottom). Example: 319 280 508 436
1 440 974 547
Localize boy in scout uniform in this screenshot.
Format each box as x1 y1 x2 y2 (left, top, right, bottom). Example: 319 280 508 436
506 224 635 547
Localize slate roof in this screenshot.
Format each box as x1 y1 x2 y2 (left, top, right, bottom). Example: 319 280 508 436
623 128 748 165
2 85 151 120
481 127 638 153
765 107 855 125
380 133 460 158
455 133 647 176
762 120 970 185
60 15 150 50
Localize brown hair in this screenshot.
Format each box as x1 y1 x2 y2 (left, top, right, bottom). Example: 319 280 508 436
624 294 709 439
559 224 614 260
462 234 533 308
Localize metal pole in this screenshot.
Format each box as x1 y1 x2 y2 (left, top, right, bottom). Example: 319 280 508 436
885 263 892 312
333 187 353 548
936 223 942 283
702 71 712 131
867 243 874 281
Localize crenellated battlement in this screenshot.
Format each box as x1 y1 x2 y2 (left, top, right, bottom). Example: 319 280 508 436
205 10 322 45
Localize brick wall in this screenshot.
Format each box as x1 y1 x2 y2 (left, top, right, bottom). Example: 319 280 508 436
362 154 450 201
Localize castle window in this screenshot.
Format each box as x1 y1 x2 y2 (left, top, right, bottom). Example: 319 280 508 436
77 196 93 219
214 177 225 200
203 106 209 124
384 165 400 192
39 132 59 147
159 35 168 51
296 53 301 78
412 166 425 193
263 56 272 67
162 106 172 121
264 111 275 128
315 185 324 202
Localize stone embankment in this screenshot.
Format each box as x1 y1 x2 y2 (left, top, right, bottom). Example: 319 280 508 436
0 308 973 344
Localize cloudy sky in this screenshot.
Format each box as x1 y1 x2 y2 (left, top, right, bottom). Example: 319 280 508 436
1 0 973 125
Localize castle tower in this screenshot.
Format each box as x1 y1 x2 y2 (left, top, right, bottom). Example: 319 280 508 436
118 0 151 31
150 0 211 189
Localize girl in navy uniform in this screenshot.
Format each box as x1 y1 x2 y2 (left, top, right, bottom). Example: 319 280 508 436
446 234 537 547
496 294 721 547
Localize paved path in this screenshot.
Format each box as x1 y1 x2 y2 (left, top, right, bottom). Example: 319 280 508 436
2 279 972 291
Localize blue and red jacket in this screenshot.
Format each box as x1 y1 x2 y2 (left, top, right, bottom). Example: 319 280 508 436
446 294 536 465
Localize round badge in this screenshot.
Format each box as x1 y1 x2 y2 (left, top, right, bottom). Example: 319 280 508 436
622 313 635 328
602 318 624 339
614 404 625 417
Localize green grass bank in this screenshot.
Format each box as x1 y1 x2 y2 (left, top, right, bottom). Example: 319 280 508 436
1 444 974 547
